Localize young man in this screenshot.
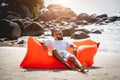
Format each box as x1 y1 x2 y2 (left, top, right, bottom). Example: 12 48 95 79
39 28 87 72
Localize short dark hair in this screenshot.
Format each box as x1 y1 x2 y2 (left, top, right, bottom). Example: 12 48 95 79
51 28 61 36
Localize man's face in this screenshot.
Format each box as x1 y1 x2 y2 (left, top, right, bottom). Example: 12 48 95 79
53 30 63 40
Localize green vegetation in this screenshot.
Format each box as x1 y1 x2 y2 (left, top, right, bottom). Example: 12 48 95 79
21 0 45 18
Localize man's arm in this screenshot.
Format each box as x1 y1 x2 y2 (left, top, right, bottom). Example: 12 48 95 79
38 40 48 50
70 43 77 54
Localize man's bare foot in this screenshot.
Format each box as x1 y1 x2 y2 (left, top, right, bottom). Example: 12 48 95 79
67 63 88 73
80 63 88 73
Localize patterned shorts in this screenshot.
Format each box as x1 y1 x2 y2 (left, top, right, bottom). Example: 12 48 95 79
59 51 71 59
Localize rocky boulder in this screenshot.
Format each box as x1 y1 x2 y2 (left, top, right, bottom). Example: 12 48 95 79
62 26 76 36
22 22 44 36
71 31 90 39
0 19 21 39
91 29 102 34
39 4 77 21
75 28 90 34
76 13 97 23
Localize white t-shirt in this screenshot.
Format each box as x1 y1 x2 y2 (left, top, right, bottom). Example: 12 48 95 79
44 39 72 52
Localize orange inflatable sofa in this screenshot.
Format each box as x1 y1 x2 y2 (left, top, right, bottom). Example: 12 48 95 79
20 36 100 69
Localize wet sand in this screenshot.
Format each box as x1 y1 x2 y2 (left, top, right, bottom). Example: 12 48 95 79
0 47 120 80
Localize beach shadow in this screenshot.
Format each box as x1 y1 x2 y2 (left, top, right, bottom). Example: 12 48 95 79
22 66 103 73
52 69 69 72
25 69 49 72
88 66 103 69
24 68 68 72
24 69 88 74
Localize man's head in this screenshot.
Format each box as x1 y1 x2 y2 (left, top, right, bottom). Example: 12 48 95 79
52 28 63 40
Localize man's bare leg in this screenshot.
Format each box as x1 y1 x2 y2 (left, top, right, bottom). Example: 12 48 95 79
52 49 73 70
68 55 87 73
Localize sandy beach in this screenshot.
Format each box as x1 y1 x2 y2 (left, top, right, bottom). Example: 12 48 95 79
0 46 120 80
0 20 120 80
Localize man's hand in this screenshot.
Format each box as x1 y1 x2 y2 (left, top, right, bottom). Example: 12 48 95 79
73 48 77 55
70 43 77 55
43 43 48 50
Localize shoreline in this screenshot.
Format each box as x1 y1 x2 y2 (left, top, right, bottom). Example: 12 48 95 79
0 47 120 80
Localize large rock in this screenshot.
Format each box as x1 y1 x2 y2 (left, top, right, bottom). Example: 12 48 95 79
39 9 55 21
12 3 33 18
91 29 102 34
0 19 21 39
62 26 76 36
96 14 108 19
71 31 90 39
12 19 25 34
22 22 44 36
0 11 22 20
76 28 90 34
39 4 77 21
0 1 33 18
76 13 97 23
